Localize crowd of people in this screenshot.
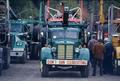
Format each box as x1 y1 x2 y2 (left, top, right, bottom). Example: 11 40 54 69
86 36 115 76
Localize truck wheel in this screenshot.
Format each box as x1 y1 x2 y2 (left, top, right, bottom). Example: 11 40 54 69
30 44 39 60
41 64 49 77
21 51 27 64
113 67 120 75
3 47 10 69
32 26 40 42
113 60 120 75
81 66 89 78
0 63 2 76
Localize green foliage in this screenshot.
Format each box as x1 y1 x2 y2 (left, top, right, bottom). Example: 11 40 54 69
10 0 38 19
9 0 120 20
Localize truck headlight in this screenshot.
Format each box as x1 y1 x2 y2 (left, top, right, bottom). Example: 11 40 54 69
51 47 56 52
75 48 79 53
16 41 23 46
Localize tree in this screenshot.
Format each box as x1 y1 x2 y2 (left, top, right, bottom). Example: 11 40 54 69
10 0 38 19
9 0 120 19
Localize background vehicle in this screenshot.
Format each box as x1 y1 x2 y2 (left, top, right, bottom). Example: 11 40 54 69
112 33 120 75
108 5 120 75
0 0 10 75
19 20 42 60
10 20 29 63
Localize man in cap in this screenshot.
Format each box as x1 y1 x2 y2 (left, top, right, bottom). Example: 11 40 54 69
103 38 114 74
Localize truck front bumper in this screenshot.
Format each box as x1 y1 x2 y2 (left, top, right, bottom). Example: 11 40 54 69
46 59 88 66
10 51 24 57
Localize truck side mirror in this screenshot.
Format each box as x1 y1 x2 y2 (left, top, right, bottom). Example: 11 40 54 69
48 31 51 38
79 32 81 38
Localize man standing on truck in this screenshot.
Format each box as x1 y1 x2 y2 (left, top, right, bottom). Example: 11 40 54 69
92 40 105 76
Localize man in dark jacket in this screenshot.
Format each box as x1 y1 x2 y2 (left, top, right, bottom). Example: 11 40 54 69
103 38 114 74
92 40 105 76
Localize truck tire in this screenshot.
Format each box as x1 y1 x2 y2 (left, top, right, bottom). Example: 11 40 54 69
81 66 89 78
0 63 2 76
3 47 10 69
21 50 27 64
32 26 40 42
30 44 39 60
113 67 120 75
41 64 49 77
29 26 40 60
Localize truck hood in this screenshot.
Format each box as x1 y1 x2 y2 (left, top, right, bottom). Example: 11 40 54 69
11 35 26 49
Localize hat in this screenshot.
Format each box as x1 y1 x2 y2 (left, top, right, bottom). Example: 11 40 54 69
104 38 110 42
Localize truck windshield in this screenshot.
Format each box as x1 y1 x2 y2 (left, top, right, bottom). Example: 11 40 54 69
66 31 78 39
52 30 64 39
52 29 78 39
10 23 23 33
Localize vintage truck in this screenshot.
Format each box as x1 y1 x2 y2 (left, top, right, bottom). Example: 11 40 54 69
40 22 90 77
10 20 28 63
40 0 90 77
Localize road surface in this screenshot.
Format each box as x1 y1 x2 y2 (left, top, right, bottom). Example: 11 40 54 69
0 60 120 81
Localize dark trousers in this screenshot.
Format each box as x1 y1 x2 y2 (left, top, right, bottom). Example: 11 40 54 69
93 58 103 76
90 50 94 67
103 56 113 74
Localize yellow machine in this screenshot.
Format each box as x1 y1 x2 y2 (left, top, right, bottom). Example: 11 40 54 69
112 34 120 74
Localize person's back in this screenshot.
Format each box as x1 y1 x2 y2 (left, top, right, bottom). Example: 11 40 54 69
104 41 114 74
93 42 105 60
92 40 105 76
104 42 114 57
88 39 97 51
88 38 97 66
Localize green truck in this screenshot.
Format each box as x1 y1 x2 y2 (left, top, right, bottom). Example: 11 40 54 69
39 0 90 77
40 22 90 77
10 20 28 63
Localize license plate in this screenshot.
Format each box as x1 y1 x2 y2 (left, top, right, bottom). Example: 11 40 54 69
46 59 88 65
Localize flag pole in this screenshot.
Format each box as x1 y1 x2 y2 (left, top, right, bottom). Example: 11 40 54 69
99 0 105 40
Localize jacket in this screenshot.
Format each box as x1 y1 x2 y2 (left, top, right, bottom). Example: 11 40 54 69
88 39 97 51
93 42 105 60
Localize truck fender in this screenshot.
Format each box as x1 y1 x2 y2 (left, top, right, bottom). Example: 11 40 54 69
79 48 90 61
40 47 52 60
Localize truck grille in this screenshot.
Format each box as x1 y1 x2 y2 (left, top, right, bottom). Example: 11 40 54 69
66 45 73 59
57 45 73 59
58 45 65 59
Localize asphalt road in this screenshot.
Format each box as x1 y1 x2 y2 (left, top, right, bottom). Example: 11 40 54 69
0 60 120 81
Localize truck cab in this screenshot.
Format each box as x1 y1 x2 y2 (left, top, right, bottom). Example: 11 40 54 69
10 20 28 63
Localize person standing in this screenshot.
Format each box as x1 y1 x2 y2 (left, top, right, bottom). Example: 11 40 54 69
88 36 97 67
103 38 114 74
92 40 105 76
